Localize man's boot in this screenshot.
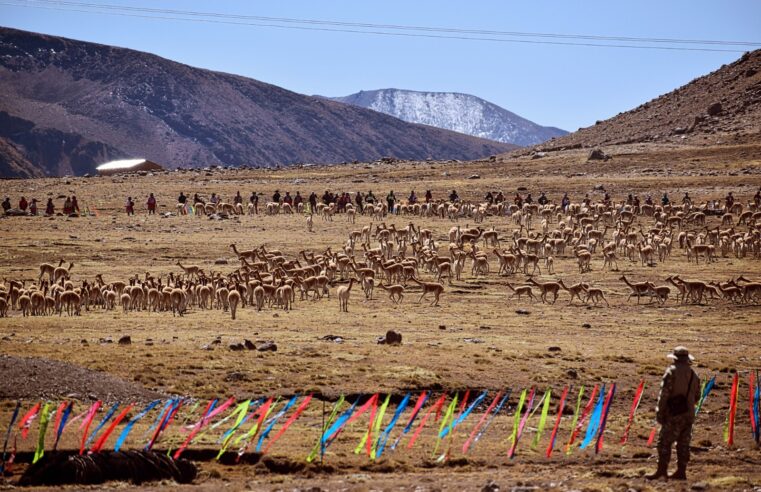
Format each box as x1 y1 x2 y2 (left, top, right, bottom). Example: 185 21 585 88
670 463 687 480
646 459 669 480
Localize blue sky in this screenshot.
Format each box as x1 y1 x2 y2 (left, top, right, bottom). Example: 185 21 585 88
2 0 759 131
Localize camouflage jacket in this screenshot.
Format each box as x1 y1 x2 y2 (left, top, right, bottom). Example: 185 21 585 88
656 362 700 424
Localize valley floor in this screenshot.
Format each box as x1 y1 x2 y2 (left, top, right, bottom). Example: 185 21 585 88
0 142 760 490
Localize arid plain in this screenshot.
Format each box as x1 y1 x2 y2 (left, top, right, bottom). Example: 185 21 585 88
1 141 760 490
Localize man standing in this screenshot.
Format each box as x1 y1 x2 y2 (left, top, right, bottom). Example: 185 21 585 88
309 192 318 214
147 193 157 214
386 191 396 215
648 346 700 481
249 192 258 214
725 192 734 210
355 191 363 213
294 191 303 209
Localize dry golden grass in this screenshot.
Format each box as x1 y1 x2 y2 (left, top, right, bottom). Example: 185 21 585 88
0 142 760 489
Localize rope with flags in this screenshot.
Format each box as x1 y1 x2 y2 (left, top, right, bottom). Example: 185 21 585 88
1 374 757 467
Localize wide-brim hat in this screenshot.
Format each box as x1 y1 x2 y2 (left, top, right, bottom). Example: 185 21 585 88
667 346 694 362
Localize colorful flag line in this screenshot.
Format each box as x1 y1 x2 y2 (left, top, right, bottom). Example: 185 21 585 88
1 374 756 467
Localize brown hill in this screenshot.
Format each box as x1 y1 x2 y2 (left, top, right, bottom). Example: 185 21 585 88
0 27 515 178
526 50 761 153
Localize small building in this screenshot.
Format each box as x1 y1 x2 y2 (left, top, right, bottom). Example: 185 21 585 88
96 159 164 176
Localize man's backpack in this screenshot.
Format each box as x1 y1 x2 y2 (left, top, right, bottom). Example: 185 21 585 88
667 371 695 416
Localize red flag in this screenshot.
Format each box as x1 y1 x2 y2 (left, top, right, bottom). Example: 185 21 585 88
404 392 428 429
79 401 102 455
463 391 503 454
235 397 274 461
750 372 757 437
18 402 41 440
621 380 645 445
545 386 569 458
456 389 470 420
174 397 235 459
567 384 599 448
344 394 378 428
147 400 183 451
727 372 739 447
52 401 67 440
365 395 379 456
91 403 134 452
328 394 378 444
263 394 313 454
647 426 657 446
595 383 616 453
408 394 447 449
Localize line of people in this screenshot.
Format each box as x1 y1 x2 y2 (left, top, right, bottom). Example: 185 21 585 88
121 186 761 216
2 196 80 216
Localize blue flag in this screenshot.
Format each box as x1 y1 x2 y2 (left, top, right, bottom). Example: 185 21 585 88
114 400 161 452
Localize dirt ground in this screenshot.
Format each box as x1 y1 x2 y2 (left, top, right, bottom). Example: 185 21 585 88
0 142 760 490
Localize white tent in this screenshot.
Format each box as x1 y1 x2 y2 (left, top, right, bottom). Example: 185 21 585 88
96 159 164 176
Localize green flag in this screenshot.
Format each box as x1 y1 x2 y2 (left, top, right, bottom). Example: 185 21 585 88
531 389 552 450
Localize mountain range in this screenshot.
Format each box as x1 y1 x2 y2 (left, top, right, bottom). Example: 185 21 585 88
0 27 516 178
331 89 567 146
3 27 758 178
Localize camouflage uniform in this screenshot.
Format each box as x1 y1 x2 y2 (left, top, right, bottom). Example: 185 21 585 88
655 361 701 469
657 411 694 465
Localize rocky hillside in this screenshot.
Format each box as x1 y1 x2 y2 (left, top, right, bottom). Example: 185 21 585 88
531 50 761 152
0 28 515 178
332 89 566 146
0 111 124 177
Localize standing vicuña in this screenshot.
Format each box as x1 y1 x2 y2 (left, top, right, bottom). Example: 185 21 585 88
337 278 355 312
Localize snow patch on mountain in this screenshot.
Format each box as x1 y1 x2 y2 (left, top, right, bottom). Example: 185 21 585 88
332 89 567 147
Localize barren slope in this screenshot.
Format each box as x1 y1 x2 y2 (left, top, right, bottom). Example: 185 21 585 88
526 50 761 152
0 27 516 178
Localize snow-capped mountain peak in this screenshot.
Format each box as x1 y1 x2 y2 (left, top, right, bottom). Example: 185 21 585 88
331 89 566 147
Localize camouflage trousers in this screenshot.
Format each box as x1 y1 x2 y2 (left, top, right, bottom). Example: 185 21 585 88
658 413 694 465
